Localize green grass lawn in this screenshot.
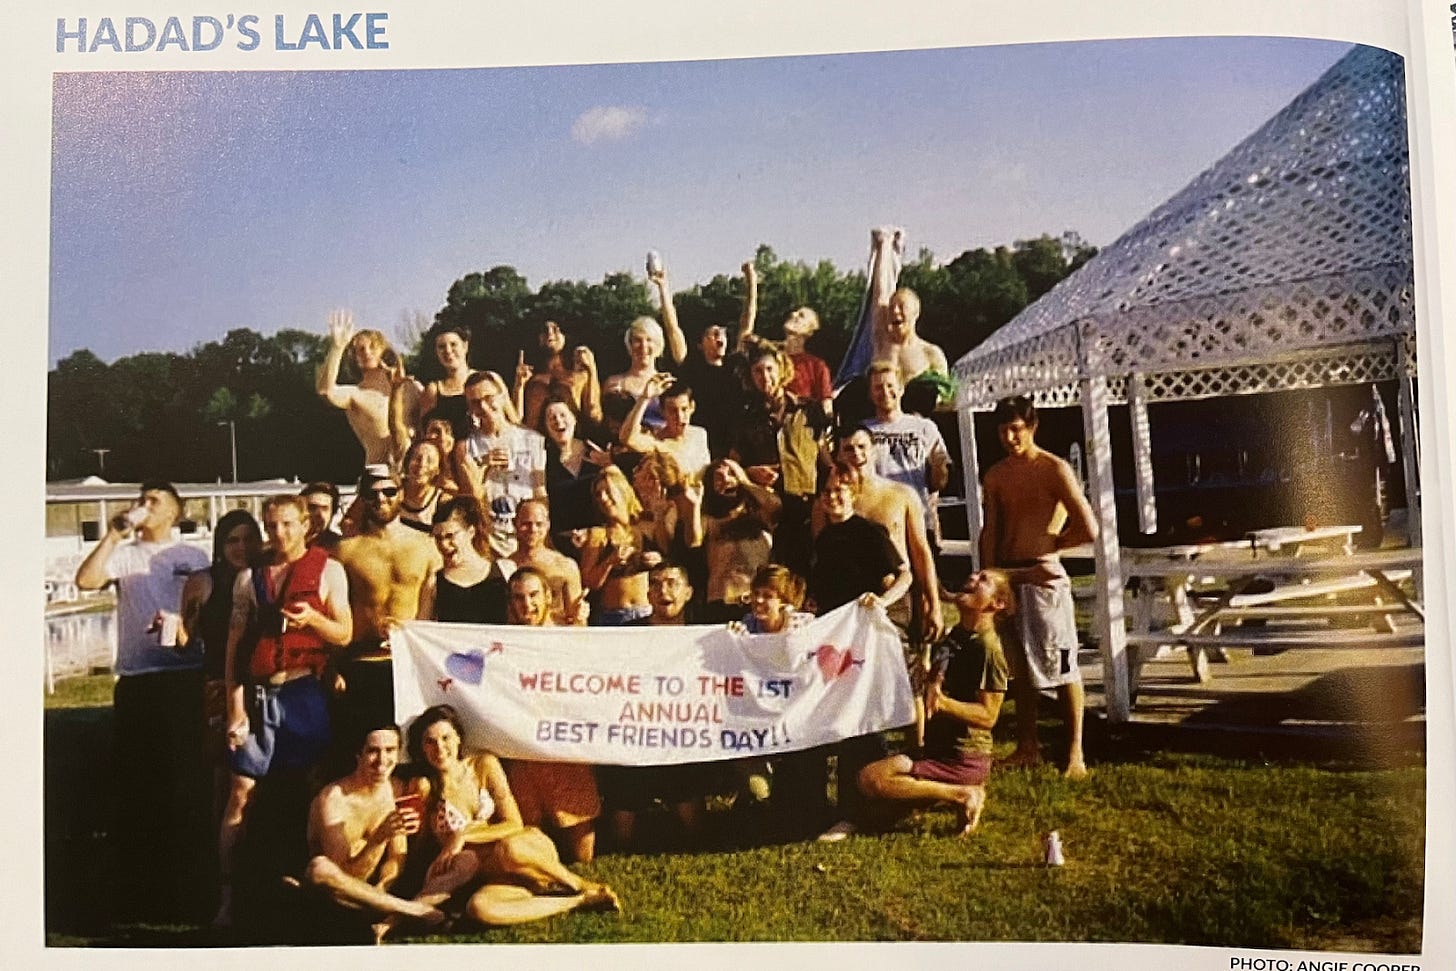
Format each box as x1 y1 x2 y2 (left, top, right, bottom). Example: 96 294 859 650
44 675 1425 950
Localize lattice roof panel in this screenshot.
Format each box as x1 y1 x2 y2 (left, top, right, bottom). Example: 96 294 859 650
955 45 1413 398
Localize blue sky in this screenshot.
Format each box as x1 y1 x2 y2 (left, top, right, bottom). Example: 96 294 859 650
49 35 1353 364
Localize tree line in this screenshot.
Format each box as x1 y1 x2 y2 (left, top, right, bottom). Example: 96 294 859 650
47 233 1096 484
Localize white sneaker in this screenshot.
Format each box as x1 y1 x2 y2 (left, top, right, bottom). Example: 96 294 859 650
817 820 857 842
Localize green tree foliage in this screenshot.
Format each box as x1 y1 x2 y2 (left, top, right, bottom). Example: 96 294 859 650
48 232 1096 483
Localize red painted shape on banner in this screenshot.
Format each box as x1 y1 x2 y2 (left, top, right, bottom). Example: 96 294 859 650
815 645 858 680
437 677 454 692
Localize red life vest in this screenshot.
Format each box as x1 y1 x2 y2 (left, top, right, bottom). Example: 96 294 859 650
248 546 333 680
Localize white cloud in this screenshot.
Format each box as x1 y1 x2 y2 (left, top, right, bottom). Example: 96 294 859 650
571 105 648 145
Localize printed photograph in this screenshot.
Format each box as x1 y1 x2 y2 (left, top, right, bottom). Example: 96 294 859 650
44 35 1426 950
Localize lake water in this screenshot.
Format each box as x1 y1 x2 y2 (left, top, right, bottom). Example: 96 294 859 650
45 609 115 689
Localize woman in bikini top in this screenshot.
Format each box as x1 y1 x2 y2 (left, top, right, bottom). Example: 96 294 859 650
406 705 621 924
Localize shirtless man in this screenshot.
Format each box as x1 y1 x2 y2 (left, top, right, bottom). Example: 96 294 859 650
334 465 441 758
619 375 712 479
510 498 586 626
816 426 944 643
699 457 782 623
978 396 1096 779
301 723 466 943
317 310 402 467
503 568 602 863
867 227 949 388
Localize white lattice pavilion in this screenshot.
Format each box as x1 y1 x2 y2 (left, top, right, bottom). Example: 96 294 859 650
950 45 1420 722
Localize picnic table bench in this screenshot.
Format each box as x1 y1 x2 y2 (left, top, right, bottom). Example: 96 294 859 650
1123 541 1422 688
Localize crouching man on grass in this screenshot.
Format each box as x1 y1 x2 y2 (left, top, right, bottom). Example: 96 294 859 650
300 722 473 943
857 570 1012 835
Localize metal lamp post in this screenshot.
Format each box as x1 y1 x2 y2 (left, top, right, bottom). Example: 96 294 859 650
218 420 238 483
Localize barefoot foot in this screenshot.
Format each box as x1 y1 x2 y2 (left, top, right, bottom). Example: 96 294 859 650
954 786 986 836
579 883 622 913
1063 757 1088 781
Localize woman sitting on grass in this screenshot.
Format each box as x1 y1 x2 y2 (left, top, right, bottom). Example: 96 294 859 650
856 569 1012 836
405 705 620 926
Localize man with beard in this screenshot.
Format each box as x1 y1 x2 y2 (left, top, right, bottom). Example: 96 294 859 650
699 457 782 623
333 464 440 766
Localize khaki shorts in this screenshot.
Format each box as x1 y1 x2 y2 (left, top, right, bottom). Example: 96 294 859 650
1009 577 1081 690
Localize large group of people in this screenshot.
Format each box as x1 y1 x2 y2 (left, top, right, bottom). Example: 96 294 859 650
75 235 1098 940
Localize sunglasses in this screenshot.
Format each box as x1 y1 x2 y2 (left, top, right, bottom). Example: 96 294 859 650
366 486 400 500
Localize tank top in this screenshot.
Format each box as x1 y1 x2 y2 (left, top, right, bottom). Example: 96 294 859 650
433 564 510 625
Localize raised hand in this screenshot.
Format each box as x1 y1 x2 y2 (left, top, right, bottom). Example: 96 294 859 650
514 350 533 389
574 345 597 373
583 440 613 468
327 309 355 349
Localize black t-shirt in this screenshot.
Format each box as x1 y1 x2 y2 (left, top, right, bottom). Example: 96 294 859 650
679 354 748 459
809 514 903 613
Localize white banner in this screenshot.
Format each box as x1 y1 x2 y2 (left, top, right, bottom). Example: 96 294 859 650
391 603 915 765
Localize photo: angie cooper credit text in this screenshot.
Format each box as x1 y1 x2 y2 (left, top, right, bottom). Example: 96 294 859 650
1230 960 1422 970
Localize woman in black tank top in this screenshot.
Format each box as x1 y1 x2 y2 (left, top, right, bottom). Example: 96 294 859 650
418 496 510 625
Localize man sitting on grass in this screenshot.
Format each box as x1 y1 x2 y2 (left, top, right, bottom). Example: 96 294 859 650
299 722 466 943
857 570 1012 836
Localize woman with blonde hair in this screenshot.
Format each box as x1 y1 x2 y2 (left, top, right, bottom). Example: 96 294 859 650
579 465 659 626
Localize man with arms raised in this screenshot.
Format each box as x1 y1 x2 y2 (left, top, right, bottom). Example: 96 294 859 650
867 228 950 389
509 498 586 626
663 260 755 460
75 480 211 918
502 568 602 863
334 464 440 763
979 395 1095 779
619 375 712 480
302 722 462 943
317 310 403 467
216 494 353 927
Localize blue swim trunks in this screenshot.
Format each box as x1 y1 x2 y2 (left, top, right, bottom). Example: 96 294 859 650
228 675 331 779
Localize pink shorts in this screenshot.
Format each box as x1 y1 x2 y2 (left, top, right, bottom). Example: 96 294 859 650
911 752 992 787
504 760 600 829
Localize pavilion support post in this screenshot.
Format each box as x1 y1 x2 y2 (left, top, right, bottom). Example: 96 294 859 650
1129 372 1157 534
1079 374 1131 722
208 494 220 534
1396 337 1421 550
957 404 984 570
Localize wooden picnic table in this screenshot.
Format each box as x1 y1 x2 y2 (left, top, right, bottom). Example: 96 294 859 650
1123 537 1421 689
